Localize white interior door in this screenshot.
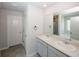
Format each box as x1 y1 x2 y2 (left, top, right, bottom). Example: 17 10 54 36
7 15 23 46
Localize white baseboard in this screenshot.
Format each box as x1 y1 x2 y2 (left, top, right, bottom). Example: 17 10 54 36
0 43 22 51
0 46 9 51
26 52 37 57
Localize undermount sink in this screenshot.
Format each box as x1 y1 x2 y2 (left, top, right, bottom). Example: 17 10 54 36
44 35 76 52
41 35 49 39
54 40 76 52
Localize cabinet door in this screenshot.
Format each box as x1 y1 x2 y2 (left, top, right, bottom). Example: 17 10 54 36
37 39 47 57
48 46 58 57
48 46 67 57
48 48 58 57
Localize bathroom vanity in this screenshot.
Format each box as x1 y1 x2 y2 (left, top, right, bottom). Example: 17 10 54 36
36 33 79 57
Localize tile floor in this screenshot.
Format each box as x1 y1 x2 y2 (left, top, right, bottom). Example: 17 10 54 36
1 44 26 57
0 44 40 57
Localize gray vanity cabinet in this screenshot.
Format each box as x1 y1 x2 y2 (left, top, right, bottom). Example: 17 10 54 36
37 39 67 57
37 39 47 57
48 45 67 57
48 46 59 57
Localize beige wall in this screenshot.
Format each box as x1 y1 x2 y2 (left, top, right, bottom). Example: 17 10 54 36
0 9 8 50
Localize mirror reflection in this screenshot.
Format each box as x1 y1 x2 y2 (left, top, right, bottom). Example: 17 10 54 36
53 6 79 41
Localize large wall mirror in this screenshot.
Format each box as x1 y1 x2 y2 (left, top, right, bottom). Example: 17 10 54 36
53 6 79 41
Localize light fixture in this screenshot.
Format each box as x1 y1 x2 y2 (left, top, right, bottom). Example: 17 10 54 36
43 4 47 7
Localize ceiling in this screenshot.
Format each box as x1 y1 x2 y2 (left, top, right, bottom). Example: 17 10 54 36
0 2 27 11
28 2 57 8
0 2 57 11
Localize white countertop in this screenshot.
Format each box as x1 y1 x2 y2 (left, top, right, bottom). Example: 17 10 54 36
36 33 79 57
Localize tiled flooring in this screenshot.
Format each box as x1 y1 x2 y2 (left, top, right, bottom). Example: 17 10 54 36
1 44 26 57
0 44 40 57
